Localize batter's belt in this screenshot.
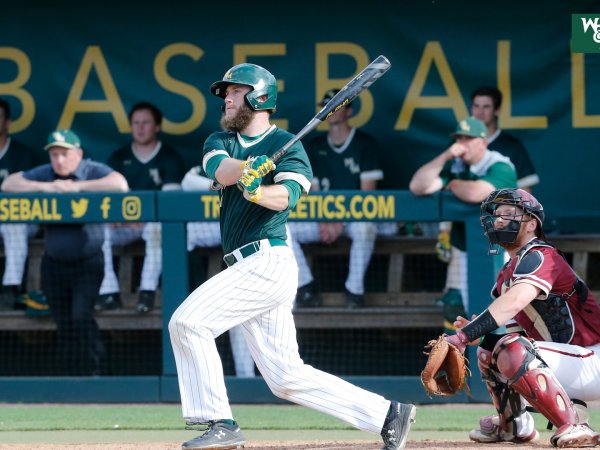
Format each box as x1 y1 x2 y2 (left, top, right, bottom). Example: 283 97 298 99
223 238 287 267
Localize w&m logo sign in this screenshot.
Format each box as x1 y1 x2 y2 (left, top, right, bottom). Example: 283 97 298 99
572 14 600 53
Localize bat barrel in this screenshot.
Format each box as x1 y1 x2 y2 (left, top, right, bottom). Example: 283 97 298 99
271 55 391 163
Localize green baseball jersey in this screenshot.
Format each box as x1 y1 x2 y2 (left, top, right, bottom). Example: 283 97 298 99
107 142 185 190
0 138 44 188
203 125 312 254
440 150 517 251
306 128 383 190
488 129 539 189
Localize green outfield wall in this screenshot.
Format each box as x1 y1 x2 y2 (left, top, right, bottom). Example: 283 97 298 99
2 1 600 215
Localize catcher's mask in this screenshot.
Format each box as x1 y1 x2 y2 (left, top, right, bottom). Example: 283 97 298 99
480 188 545 255
210 63 277 112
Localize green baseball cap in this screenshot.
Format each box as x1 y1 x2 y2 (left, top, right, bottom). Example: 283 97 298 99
451 117 487 138
44 129 82 150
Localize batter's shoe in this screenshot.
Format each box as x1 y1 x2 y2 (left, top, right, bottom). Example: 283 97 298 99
137 290 155 314
381 400 416 450
182 420 246 449
550 423 600 448
469 415 539 443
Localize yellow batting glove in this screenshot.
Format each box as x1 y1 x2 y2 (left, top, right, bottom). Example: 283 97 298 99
237 168 262 195
242 155 276 178
252 155 276 177
243 186 262 203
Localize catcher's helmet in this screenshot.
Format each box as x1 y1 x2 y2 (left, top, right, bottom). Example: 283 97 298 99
210 63 277 111
480 188 545 253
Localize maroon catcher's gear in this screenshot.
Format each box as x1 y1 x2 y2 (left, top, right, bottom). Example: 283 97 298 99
494 335 577 426
491 334 599 447
493 240 600 347
470 346 536 442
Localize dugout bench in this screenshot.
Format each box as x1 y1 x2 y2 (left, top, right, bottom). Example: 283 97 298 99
1 234 598 331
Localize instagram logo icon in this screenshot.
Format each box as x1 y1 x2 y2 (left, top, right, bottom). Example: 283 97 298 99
122 196 142 220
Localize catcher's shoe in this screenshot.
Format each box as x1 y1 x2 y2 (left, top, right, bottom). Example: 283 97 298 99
182 420 246 449
550 423 600 448
469 415 539 443
381 401 416 450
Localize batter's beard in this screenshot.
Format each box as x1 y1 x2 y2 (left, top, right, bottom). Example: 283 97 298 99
220 104 254 132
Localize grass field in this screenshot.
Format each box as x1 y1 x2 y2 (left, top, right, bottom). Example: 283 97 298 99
0 403 598 449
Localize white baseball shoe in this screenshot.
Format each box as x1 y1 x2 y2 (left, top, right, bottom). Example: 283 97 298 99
551 423 600 448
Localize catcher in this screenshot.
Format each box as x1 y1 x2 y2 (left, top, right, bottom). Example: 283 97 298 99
435 189 600 447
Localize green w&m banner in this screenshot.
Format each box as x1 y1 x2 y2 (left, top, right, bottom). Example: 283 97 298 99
572 14 600 53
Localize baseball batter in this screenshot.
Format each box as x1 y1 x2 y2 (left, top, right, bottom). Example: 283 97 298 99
446 188 600 447
169 63 415 450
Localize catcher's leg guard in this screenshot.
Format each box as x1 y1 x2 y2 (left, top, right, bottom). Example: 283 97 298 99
492 334 599 447
469 346 537 443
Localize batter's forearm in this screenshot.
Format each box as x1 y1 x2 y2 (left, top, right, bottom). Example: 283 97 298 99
215 158 245 186
244 184 289 211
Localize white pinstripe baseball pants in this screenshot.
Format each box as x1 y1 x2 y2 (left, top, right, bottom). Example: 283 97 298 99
99 223 162 294
289 221 377 295
0 223 36 286
169 244 390 434
186 220 256 378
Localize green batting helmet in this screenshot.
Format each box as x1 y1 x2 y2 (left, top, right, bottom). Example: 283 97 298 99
210 63 277 111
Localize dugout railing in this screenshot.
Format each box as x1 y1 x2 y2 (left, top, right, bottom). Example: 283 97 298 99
0 191 597 403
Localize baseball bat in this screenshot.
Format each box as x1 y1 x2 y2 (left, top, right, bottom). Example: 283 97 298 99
210 55 391 191
270 54 391 163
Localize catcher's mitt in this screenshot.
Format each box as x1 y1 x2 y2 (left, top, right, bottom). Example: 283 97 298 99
421 335 469 397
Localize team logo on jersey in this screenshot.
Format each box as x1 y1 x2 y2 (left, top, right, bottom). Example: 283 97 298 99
149 168 162 186
344 157 360 174
572 14 600 52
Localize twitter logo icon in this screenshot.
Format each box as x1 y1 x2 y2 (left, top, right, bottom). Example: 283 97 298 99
71 198 89 218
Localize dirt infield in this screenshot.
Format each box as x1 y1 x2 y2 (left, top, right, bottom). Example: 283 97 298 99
0 439 551 449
